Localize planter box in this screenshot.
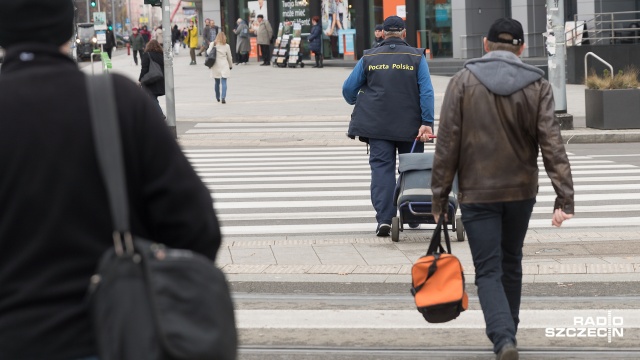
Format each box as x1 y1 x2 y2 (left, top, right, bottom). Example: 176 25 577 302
585 89 640 130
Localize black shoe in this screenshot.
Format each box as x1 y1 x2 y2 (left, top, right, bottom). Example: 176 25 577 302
216 98 220 102
221 99 226 104
197 53 203 56
496 342 518 360
312 65 319 68
408 223 420 229
376 223 391 237
260 63 269 66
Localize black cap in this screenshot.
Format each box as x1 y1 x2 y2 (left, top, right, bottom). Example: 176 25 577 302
374 24 384 31
383 16 405 32
0 0 75 48
487 18 524 45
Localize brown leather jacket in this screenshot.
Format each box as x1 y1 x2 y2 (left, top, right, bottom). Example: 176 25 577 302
431 51 574 216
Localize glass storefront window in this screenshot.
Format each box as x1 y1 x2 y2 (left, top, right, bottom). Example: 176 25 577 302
419 0 452 58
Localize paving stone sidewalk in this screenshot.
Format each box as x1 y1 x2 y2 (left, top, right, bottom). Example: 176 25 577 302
217 229 640 283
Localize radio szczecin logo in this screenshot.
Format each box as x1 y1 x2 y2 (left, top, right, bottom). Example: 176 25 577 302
545 310 623 343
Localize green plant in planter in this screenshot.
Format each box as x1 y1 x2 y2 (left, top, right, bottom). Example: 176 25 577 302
585 67 639 90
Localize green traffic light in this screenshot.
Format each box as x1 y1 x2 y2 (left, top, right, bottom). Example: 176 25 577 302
90 1 96 7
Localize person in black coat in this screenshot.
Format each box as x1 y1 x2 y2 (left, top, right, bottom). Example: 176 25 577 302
308 16 323 68
103 26 116 59
0 1 222 358
139 39 165 115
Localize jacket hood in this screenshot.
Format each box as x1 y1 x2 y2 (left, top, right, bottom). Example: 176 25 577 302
464 51 544 96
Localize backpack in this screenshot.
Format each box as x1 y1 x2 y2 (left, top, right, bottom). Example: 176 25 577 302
205 46 217 68
411 217 468 323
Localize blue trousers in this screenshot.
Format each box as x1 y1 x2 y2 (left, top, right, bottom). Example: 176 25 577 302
460 198 536 353
214 78 227 100
368 138 423 225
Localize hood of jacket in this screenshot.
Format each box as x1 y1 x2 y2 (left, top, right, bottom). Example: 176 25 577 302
464 50 544 96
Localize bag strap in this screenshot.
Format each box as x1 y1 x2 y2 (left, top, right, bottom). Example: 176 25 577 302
85 74 133 255
410 253 440 296
426 217 452 255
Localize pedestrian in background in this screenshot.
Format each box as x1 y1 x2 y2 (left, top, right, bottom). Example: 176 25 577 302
130 27 145 65
103 24 116 59
252 14 272 66
342 16 435 237
430 18 574 360
234 18 250 65
182 26 188 48
0 1 222 359
171 24 182 55
154 25 163 44
139 39 165 115
197 19 212 56
185 20 199 65
371 24 384 48
140 25 151 42
207 32 233 104
308 16 323 68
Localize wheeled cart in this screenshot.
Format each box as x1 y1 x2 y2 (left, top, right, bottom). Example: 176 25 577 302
391 144 465 242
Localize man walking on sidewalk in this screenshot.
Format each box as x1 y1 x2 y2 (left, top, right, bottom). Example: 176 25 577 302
430 18 575 360
342 16 435 237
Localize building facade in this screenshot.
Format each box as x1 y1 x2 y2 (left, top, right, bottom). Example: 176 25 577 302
199 0 639 60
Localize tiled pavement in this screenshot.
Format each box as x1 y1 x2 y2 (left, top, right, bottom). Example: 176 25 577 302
216 230 640 282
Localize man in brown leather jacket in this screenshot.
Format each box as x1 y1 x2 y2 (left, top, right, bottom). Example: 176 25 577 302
431 18 574 360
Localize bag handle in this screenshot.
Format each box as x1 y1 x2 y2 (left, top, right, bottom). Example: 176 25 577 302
426 217 452 255
85 74 134 256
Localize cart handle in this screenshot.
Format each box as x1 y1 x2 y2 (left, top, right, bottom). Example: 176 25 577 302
410 135 437 153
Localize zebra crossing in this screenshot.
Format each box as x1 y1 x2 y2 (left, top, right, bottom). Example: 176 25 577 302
184 146 640 238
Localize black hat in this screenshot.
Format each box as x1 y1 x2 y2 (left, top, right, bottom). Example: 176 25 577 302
0 0 75 48
487 18 524 45
374 24 384 31
383 16 405 32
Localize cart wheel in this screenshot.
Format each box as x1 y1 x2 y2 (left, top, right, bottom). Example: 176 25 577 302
300 62 305 68
456 217 465 242
391 217 400 242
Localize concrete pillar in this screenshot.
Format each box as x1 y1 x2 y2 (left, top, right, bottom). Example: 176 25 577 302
511 0 546 57
451 0 468 58
202 0 221 27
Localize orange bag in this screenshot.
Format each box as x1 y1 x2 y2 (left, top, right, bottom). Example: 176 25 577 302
411 217 468 323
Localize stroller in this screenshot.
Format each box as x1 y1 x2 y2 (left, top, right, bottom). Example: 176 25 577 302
391 143 465 242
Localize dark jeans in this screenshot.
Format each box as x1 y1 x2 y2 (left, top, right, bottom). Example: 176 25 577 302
368 138 423 225
259 44 270 64
460 198 536 353
132 49 142 64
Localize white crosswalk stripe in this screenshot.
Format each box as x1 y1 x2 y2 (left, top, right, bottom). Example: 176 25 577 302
184 146 640 237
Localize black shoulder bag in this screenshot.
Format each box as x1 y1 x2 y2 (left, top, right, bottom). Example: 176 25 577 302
205 45 217 68
84 74 237 360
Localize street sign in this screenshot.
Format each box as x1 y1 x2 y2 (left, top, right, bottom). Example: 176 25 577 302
126 18 131 24
139 17 149 24
93 12 107 30
96 30 107 44
116 23 122 29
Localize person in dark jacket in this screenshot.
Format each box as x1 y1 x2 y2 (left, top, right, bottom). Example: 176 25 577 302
103 25 116 59
371 24 384 48
139 39 165 116
171 24 182 55
130 27 146 65
342 16 435 237
308 16 323 68
0 1 222 359
431 18 574 360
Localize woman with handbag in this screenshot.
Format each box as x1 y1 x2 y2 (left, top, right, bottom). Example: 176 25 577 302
207 32 233 104
138 40 165 116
